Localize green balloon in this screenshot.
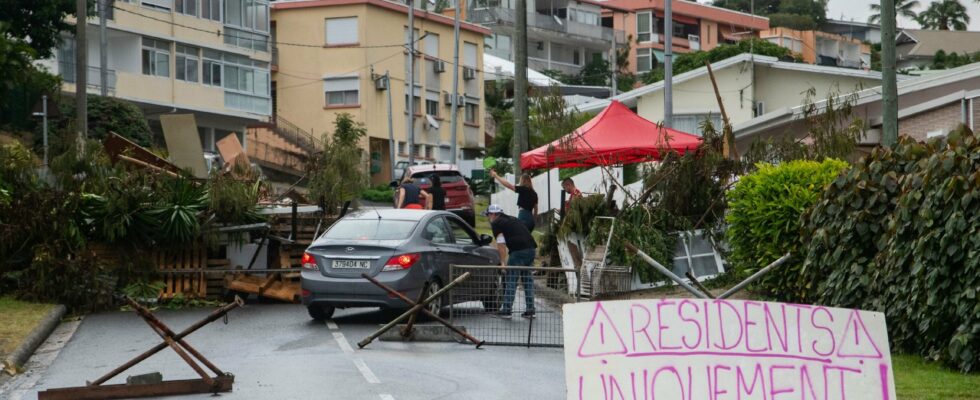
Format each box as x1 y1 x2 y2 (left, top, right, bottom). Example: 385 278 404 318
483 157 497 169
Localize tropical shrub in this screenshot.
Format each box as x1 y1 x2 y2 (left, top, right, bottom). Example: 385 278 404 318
801 128 980 372
360 184 394 203
309 113 368 214
725 158 848 299
52 95 153 148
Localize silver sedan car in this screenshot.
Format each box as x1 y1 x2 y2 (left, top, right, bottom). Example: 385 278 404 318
301 209 501 320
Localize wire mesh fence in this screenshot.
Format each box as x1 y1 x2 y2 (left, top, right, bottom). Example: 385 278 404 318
449 265 578 347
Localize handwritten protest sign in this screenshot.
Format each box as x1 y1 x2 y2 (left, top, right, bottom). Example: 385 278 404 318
563 299 895 400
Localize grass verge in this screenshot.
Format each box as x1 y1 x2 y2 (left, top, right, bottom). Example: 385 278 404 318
893 354 980 399
0 297 56 358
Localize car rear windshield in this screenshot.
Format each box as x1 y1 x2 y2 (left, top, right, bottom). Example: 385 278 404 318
323 219 418 240
412 171 465 185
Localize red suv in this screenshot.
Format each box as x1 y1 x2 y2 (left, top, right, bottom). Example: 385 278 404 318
391 164 476 226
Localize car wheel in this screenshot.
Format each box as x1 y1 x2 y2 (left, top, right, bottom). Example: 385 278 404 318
307 305 335 321
425 281 446 317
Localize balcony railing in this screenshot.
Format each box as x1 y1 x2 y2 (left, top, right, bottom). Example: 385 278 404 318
59 62 117 91
470 8 625 43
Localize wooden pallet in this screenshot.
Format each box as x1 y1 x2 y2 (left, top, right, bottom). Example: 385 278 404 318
224 273 300 303
157 247 207 299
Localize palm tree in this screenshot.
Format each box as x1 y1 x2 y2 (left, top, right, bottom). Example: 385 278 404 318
916 0 970 30
868 0 921 24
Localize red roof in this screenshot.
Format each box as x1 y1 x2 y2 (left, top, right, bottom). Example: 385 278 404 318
521 101 702 170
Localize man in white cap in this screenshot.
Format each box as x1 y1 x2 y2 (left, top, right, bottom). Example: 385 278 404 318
483 204 537 318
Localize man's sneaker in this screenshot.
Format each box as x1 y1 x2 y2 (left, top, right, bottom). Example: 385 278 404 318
522 310 536 318
495 311 512 319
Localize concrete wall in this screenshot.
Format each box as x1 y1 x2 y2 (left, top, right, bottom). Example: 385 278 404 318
635 61 753 126
753 66 879 116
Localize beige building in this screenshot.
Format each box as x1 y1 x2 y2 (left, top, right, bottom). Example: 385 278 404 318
44 0 273 151
570 54 884 134
760 28 871 70
271 0 490 185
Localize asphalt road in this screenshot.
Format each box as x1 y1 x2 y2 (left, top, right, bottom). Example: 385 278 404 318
0 304 566 400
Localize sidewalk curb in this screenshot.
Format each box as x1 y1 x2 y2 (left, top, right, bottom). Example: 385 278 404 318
2 304 67 376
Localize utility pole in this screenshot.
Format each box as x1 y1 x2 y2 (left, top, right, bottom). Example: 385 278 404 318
449 0 462 164
513 0 529 177
610 28 618 97
99 0 108 97
385 71 396 180
880 0 898 146
663 0 673 128
407 0 416 166
76 0 88 144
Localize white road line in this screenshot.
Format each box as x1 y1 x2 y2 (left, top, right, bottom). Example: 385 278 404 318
354 358 381 384
379 394 396 400
332 332 354 354
326 320 339 330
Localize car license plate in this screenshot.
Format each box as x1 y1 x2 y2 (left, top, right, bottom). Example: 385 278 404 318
332 259 371 269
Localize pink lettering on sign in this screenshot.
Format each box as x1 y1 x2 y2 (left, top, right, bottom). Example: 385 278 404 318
564 300 895 400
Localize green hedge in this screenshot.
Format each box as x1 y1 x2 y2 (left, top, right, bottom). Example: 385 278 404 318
360 185 394 203
801 129 980 372
725 159 848 299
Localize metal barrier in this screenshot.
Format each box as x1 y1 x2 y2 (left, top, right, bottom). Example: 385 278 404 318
449 265 578 347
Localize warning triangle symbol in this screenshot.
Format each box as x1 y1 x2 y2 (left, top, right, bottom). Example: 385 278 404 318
836 310 884 359
577 302 628 358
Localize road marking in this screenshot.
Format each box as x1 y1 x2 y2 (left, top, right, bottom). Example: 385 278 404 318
332 332 354 354
326 320 339 330
354 358 381 384
379 394 396 400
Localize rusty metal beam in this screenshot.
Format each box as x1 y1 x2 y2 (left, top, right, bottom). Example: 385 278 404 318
38 375 234 400
357 272 473 348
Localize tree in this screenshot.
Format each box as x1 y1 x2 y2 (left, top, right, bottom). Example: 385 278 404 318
768 13 819 30
777 0 827 26
933 49 948 68
868 0 920 24
712 0 781 15
308 113 369 213
642 38 795 84
917 0 970 30
0 0 80 59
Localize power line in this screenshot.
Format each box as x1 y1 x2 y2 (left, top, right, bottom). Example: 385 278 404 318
276 50 406 90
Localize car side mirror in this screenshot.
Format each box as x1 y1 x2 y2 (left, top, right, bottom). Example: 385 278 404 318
389 180 399 188
479 234 493 246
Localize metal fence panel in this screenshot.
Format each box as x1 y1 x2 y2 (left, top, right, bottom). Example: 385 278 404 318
449 265 577 347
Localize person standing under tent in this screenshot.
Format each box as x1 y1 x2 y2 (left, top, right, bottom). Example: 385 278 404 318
489 170 538 231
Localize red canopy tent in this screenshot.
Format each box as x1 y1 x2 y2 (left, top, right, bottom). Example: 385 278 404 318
520 100 703 170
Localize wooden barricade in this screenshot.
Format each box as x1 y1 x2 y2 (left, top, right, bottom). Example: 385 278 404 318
156 247 207 299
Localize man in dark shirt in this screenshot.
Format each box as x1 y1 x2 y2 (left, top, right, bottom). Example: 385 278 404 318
484 204 537 318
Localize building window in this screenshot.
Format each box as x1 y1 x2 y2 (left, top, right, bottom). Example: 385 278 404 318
203 50 222 86
672 231 725 278
673 114 722 135
142 0 174 11
573 49 580 65
175 0 197 16
568 8 599 26
225 0 268 32
142 38 171 77
425 91 439 117
464 102 478 124
412 144 421 157
398 141 407 155
201 0 221 21
405 87 421 114
176 45 199 82
326 17 358 46
424 32 439 58
424 145 434 159
636 48 652 72
323 77 359 106
637 11 653 42
463 41 477 67
673 22 689 38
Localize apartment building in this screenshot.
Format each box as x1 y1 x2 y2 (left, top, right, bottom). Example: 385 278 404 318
43 0 273 153
271 0 490 185
761 27 871 69
598 0 768 76
463 0 626 76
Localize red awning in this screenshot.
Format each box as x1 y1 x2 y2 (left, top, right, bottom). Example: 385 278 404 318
520 101 703 170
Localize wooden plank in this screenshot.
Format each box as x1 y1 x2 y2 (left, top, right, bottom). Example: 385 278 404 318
38 375 233 400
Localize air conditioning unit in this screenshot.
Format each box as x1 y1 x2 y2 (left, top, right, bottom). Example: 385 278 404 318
463 67 476 80
433 60 446 73
443 93 465 106
374 75 389 90
688 34 701 50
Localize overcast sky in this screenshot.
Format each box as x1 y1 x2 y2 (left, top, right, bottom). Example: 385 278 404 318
826 0 980 30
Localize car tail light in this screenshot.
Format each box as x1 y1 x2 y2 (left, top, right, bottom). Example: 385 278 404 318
382 253 421 272
301 252 319 272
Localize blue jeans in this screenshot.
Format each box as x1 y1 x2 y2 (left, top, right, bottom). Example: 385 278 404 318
517 209 535 232
502 248 536 313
